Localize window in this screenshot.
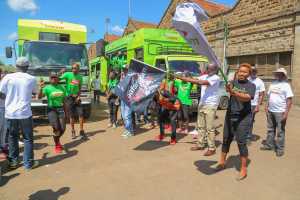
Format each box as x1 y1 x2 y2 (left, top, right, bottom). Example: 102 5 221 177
39 32 70 42
279 52 291 77
155 59 166 71
134 48 144 61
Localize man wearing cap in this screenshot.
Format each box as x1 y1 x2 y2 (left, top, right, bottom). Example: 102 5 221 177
0 57 38 170
60 63 87 140
248 66 265 145
39 72 66 154
261 68 293 157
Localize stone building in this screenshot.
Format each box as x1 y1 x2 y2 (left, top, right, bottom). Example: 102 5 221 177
158 0 300 104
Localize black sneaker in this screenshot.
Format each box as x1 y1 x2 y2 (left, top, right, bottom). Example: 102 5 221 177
276 151 284 157
71 130 76 139
8 161 19 170
80 130 88 140
260 145 274 151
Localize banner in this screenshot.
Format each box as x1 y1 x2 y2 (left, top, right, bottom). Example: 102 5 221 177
114 59 165 113
172 2 222 67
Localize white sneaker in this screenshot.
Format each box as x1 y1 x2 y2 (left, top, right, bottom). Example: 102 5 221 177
19 141 24 147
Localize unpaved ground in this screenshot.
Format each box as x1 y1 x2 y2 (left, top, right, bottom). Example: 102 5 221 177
1 101 300 200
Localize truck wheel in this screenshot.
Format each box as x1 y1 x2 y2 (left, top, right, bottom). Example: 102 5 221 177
83 104 92 119
218 96 229 110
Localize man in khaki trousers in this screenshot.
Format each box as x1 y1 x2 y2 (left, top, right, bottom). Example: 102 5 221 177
177 64 220 156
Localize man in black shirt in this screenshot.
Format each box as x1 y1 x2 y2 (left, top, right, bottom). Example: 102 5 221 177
215 63 256 181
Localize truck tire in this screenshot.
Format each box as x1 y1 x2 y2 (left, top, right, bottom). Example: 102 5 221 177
218 96 229 110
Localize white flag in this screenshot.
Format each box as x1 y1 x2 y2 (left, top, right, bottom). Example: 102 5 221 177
172 2 222 67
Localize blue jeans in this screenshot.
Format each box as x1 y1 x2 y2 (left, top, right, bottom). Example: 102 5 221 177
7 117 34 169
121 101 133 133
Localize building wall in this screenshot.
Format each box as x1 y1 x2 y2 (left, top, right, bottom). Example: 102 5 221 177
159 0 300 103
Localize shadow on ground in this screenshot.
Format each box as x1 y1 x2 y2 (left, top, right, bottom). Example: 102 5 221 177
194 155 251 175
28 187 70 200
0 172 20 187
134 140 171 151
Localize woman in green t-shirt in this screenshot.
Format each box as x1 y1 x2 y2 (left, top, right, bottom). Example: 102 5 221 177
39 72 66 154
174 73 192 134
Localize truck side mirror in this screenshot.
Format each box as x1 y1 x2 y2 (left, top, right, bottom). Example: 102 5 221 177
5 47 13 58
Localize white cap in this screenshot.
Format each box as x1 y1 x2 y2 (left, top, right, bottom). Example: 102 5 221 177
16 57 30 68
273 68 287 77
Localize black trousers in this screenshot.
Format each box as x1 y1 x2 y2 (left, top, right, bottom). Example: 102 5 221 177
221 112 251 157
108 98 118 124
159 107 178 139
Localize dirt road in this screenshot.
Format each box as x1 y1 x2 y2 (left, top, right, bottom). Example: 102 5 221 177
1 102 300 200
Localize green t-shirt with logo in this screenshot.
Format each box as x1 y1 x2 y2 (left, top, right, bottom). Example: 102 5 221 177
60 72 82 96
108 79 118 91
174 79 192 106
42 84 66 108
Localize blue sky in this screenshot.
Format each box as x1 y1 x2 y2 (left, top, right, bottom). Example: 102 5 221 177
0 0 236 64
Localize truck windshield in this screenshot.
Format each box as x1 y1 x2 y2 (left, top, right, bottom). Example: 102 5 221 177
168 60 203 75
23 41 88 69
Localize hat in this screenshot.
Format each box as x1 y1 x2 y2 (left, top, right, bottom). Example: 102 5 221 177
16 57 30 68
49 72 59 78
273 68 287 76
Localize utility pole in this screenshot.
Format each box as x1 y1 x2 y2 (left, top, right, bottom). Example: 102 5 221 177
128 0 131 19
105 17 111 35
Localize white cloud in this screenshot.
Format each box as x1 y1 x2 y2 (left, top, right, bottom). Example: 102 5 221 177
111 25 124 35
8 32 18 41
7 0 38 13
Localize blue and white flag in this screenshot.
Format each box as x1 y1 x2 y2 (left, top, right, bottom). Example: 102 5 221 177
172 2 222 67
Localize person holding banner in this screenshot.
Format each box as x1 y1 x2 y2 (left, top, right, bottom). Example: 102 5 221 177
174 72 192 134
215 63 255 181
176 63 220 156
106 71 119 128
156 76 180 145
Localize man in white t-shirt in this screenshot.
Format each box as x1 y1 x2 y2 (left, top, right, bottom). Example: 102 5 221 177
0 57 39 170
248 67 265 144
260 68 293 157
92 75 101 103
177 63 220 156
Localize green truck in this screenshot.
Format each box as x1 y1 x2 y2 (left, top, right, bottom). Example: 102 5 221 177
5 19 92 118
90 28 209 111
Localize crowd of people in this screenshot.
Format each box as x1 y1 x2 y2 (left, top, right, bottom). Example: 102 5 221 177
0 57 294 181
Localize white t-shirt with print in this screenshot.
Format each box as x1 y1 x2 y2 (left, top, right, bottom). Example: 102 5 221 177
0 72 37 119
268 81 293 113
198 74 220 107
249 77 265 106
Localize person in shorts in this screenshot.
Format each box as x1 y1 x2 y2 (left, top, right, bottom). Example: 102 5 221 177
60 63 87 140
39 72 66 154
92 75 101 104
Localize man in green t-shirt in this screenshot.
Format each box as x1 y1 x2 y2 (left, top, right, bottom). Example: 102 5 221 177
106 71 119 128
60 63 87 140
174 73 192 134
39 72 66 154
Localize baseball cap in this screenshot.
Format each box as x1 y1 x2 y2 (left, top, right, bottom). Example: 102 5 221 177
273 68 287 77
16 57 30 68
